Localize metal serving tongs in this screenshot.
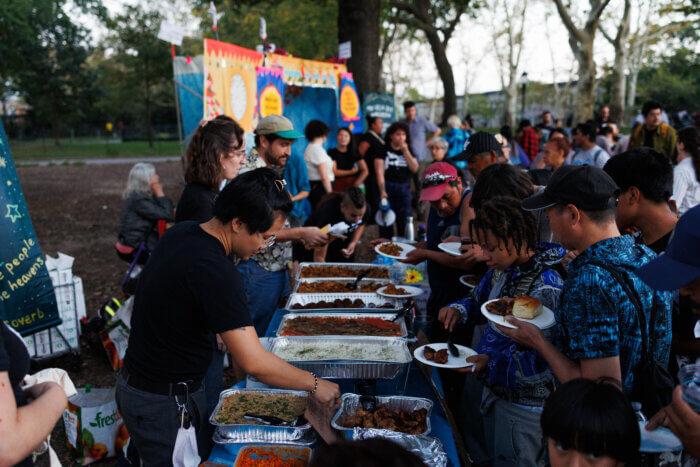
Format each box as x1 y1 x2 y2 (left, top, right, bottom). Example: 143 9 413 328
243 413 306 427
359 395 378 411
346 268 371 290
392 299 415 323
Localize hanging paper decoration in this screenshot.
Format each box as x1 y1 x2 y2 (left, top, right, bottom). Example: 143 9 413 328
256 66 285 119
339 72 363 133
204 71 224 118
208 2 217 32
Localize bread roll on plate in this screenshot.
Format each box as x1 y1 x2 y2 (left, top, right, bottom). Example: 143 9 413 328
512 296 543 319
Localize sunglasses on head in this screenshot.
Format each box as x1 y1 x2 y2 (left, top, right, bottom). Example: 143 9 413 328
421 173 457 188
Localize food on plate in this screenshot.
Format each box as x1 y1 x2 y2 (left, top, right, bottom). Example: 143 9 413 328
272 341 408 362
234 445 310 467
340 407 428 434
290 298 395 310
423 346 436 361
378 242 403 256
512 295 544 319
433 349 449 364
463 276 481 286
485 296 543 320
214 392 307 425
299 265 390 279
380 284 411 296
280 316 403 337
296 280 384 293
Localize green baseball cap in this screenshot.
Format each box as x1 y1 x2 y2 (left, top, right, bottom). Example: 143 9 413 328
255 114 303 139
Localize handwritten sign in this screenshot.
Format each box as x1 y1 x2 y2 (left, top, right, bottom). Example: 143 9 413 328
363 92 397 130
256 66 285 119
339 73 363 134
157 21 185 47
0 120 60 335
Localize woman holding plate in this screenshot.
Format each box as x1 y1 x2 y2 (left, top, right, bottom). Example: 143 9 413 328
437 197 565 466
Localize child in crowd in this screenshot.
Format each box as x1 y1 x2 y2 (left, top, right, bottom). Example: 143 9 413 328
542 378 640 466
438 196 565 466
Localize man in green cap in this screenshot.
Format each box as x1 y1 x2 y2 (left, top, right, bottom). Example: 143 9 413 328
238 115 328 335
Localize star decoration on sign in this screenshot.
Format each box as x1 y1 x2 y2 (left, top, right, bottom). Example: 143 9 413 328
0 156 6 168
5 204 22 223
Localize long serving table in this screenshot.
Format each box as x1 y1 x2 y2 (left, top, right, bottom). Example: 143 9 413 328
206 307 461 466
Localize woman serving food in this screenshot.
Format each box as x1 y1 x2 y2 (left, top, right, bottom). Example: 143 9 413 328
116 168 340 464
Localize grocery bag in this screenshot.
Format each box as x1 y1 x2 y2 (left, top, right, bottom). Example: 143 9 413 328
100 320 130 371
62 386 130 464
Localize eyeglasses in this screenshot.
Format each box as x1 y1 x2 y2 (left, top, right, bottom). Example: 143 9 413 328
274 179 287 191
421 173 457 188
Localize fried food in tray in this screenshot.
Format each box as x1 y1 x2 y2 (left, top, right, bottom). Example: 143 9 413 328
280 316 403 337
340 407 428 434
381 283 411 296
290 298 395 310
214 392 307 425
378 243 403 256
485 296 543 319
296 280 384 294
299 265 390 279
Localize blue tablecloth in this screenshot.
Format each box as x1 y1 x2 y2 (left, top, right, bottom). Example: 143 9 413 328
208 308 460 466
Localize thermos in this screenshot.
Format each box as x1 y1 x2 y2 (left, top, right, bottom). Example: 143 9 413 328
404 216 415 242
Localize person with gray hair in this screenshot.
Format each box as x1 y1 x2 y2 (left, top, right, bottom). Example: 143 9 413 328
444 114 470 158
116 163 175 263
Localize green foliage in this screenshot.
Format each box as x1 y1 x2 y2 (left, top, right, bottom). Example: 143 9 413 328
9 138 181 159
635 48 700 111
195 0 338 60
467 94 502 123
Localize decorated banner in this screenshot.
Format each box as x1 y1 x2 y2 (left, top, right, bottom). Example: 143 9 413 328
339 73 363 134
0 120 60 335
363 92 396 130
256 66 285 119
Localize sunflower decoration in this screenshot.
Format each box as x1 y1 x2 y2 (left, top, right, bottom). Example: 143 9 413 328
404 269 423 284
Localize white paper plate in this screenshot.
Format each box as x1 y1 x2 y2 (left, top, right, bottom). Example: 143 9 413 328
437 242 462 256
459 275 482 289
413 343 477 369
376 285 424 298
374 242 415 260
480 298 556 329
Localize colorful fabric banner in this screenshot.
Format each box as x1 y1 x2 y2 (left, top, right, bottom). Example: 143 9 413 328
256 67 285 119
0 120 60 335
339 73 363 134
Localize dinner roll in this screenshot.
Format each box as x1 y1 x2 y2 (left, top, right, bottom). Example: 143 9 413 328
512 295 543 319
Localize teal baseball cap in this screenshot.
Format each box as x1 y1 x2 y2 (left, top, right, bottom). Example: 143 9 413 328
255 114 303 139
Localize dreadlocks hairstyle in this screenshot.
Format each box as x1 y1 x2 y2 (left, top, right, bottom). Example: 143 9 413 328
470 163 534 210
185 115 245 190
470 196 539 255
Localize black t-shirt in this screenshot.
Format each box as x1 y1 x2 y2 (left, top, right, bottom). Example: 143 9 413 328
175 183 218 223
0 323 30 408
295 196 371 263
360 132 385 176
124 222 253 383
634 229 672 255
383 146 411 183
327 147 357 172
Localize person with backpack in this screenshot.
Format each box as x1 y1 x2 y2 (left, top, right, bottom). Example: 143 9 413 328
498 165 673 418
570 122 609 168
628 100 677 159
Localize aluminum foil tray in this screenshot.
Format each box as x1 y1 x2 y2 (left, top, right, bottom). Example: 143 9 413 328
269 337 412 380
296 262 391 280
331 393 433 439
293 277 393 294
285 293 401 312
213 427 317 447
209 388 312 442
276 312 408 338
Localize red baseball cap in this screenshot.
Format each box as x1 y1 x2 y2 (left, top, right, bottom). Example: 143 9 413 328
419 162 459 201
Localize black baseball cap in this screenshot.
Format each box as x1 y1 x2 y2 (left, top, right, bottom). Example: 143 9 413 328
454 131 501 161
522 165 620 211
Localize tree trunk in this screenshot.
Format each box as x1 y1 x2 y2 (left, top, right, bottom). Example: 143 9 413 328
422 28 456 124
608 48 627 122
573 37 596 124
503 79 517 128
338 0 381 95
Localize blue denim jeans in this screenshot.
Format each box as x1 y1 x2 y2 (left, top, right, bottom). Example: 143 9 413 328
237 259 290 336
379 180 412 239
115 371 210 466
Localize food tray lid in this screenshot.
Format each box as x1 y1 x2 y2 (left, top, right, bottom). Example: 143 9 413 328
276 312 407 339
213 428 318 446
209 387 311 429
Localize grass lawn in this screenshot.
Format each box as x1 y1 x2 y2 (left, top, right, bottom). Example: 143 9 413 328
8 138 182 159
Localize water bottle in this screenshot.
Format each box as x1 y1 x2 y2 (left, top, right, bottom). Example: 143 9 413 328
404 216 415 242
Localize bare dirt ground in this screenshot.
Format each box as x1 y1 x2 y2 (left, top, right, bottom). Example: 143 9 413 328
16 161 378 465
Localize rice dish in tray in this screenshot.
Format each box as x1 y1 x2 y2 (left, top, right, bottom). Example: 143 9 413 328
273 341 408 362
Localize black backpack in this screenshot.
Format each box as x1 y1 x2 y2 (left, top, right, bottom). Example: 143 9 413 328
589 261 673 416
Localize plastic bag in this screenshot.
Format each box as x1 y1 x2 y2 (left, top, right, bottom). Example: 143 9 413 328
62 386 130 464
100 320 129 371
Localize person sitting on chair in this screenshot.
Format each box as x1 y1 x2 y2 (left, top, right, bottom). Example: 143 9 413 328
116 163 175 264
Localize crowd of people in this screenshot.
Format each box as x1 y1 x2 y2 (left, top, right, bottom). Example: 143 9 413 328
1 96 699 467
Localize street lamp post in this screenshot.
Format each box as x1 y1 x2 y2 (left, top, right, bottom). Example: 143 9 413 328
519 72 529 122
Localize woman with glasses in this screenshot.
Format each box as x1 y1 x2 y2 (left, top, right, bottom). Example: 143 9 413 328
116 169 342 465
